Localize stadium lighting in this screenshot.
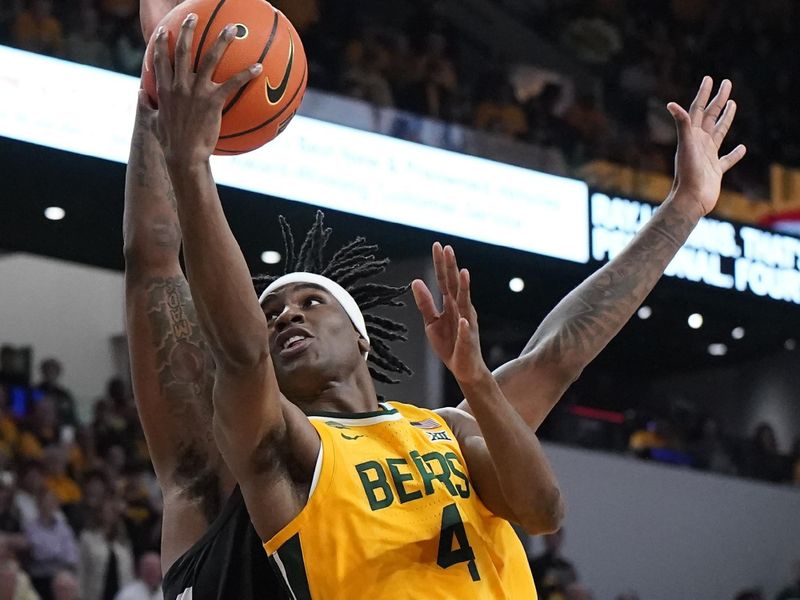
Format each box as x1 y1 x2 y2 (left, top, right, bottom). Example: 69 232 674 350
731 327 745 340
44 207 65 221
261 251 282 265
508 278 525 293
708 343 728 356
637 306 652 320
688 313 704 329
785 339 797 351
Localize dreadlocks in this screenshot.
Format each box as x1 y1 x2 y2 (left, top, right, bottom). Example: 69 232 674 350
254 211 412 384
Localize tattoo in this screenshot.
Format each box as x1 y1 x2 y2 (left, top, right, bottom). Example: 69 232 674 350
150 215 181 251
146 276 220 515
131 112 150 189
147 276 214 412
158 153 178 211
534 203 694 365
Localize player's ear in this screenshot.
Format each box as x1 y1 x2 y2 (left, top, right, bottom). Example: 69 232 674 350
357 337 370 355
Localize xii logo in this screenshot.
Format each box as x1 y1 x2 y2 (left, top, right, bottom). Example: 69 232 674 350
427 431 452 442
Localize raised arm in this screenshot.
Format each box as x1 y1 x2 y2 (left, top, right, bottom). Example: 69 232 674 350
124 89 222 572
415 266 563 534
488 77 745 430
149 17 319 541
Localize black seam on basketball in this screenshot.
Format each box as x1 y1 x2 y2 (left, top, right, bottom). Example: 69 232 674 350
222 10 280 116
218 62 307 140
214 148 240 154
193 0 228 72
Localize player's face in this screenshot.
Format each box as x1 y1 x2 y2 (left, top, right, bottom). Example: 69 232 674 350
262 283 368 398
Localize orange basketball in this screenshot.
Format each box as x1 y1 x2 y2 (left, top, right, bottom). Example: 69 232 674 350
142 0 307 155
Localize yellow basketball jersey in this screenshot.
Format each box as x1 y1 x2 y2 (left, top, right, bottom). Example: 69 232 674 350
264 401 537 599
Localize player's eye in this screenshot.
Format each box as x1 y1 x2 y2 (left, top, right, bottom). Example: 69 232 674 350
265 307 282 323
304 296 323 308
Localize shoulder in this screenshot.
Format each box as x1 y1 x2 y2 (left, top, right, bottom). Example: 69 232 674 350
434 407 480 438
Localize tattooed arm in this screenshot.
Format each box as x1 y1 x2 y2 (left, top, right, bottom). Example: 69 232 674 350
124 91 229 573
463 78 746 430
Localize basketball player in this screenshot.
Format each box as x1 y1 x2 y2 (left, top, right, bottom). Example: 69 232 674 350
123 1 285 599
143 11 746 597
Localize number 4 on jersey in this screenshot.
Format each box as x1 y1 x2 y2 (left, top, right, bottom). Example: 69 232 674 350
437 503 480 581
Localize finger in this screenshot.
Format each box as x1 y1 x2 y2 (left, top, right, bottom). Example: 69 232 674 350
456 269 476 324
432 242 447 297
688 76 713 127
711 100 737 149
701 79 731 133
174 13 198 85
218 63 262 99
667 102 692 140
197 24 237 83
719 144 747 174
443 245 460 299
153 26 174 94
411 280 439 326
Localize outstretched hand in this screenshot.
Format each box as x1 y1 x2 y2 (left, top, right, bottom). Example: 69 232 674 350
411 243 488 385
151 14 262 165
667 76 747 218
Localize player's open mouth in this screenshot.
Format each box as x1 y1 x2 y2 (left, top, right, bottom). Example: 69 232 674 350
279 336 313 358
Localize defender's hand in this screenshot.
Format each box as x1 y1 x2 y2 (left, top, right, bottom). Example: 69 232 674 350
667 77 747 218
412 243 489 384
140 0 184 42
152 14 261 166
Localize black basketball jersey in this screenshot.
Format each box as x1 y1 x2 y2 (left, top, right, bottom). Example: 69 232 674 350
162 486 286 600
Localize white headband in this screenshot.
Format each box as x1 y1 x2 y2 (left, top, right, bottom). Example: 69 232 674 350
259 273 370 358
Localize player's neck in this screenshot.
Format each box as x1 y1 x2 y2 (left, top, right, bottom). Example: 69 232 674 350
292 369 380 415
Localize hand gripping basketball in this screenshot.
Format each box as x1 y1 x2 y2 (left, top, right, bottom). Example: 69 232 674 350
142 0 308 155
149 15 262 165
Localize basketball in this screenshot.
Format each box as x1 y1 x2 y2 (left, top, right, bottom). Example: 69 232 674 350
142 0 307 155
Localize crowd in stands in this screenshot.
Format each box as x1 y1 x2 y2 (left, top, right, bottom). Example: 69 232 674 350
4 0 799 197
0 351 163 600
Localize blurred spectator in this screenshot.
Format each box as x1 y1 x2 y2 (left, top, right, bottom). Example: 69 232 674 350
564 583 594 600
34 360 77 429
68 470 110 535
741 423 787 483
114 552 163 600
91 400 127 461
689 417 736 475
63 5 112 69
0 386 20 456
78 497 134 600
0 472 29 557
474 76 529 139
50 570 78 600
11 0 62 57
23 491 78 600
0 346 32 389
42 447 81 515
121 468 160 560
629 419 671 459
341 34 394 107
560 14 622 65
17 398 61 462
110 16 145 75
14 462 52 525
776 560 800 600
0 539 40 600
562 92 609 156
529 530 577 600
734 589 764 600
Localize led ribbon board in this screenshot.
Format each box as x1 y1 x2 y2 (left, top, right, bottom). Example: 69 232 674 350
591 192 800 304
0 45 590 263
